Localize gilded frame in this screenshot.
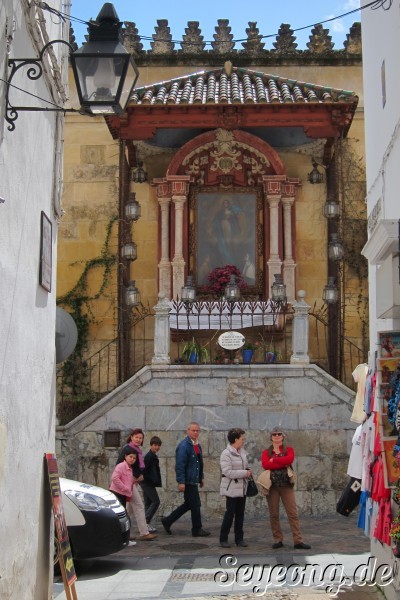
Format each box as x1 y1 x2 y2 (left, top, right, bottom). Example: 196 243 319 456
189 187 264 295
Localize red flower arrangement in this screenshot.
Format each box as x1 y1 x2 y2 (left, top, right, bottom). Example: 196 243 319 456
204 264 248 296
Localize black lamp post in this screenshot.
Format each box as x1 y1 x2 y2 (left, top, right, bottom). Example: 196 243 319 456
323 276 339 305
307 161 324 185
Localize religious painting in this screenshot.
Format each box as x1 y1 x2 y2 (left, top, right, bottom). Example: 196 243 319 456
191 189 262 294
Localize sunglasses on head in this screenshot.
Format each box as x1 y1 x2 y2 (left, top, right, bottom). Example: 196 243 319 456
272 432 283 436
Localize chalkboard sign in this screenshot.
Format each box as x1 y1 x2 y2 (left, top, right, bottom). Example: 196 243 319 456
45 453 78 599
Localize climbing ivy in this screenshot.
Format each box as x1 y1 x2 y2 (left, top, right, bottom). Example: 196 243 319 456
57 215 118 399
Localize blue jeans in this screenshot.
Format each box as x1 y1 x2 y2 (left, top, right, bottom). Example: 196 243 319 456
164 484 202 532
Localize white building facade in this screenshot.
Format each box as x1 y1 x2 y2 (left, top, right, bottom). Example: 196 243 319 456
0 1 69 598
362 1 400 598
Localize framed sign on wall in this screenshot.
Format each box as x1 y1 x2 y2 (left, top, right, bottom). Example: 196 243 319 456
39 211 52 292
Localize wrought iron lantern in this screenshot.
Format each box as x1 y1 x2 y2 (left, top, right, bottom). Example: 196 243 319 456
131 161 147 184
328 233 344 261
125 280 141 307
271 273 287 304
181 276 196 304
125 193 141 221
224 275 241 302
121 242 137 261
323 196 340 218
71 3 139 115
307 161 324 185
322 276 339 305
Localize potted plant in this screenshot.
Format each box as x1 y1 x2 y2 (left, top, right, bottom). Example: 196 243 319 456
258 333 282 363
182 337 209 364
241 341 256 364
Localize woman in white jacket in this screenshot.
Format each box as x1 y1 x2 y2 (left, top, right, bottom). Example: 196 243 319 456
219 428 253 548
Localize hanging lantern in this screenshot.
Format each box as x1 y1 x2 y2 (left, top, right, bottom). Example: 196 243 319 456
125 280 141 307
125 193 141 221
121 242 137 261
224 275 241 302
323 277 339 304
271 273 287 304
328 233 344 261
307 161 324 184
181 276 196 304
131 161 147 184
323 197 340 219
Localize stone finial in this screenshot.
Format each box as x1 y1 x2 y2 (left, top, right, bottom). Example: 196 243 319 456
344 22 362 54
181 21 205 53
273 23 298 53
307 23 334 53
151 19 175 54
123 22 144 54
212 19 234 54
241 22 265 55
224 60 233 76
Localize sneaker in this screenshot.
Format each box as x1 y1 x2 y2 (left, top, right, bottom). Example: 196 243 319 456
161 517 172 535
294 542 311 550
139 533 158 541
192 529 211 537
272 541 283 549
127 541 137 546
147 525 157 533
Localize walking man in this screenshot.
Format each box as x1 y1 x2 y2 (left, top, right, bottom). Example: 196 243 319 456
162 422 210 537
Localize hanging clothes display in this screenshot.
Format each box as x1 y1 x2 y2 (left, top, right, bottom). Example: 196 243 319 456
351 363 368 423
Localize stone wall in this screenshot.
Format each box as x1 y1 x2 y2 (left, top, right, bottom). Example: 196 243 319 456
56 363 356 519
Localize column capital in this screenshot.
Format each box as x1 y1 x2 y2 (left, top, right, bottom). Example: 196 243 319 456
166 175 191 197
262 175 286 196
172 195 187 206
267 195 281 208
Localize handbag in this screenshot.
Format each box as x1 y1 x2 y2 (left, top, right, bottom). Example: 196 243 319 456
246 476 258 497
336 477 361 517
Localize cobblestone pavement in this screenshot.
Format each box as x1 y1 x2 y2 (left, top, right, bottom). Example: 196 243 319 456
54 514 387 600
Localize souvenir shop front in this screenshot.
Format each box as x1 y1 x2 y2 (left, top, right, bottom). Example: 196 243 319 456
339 333 400 597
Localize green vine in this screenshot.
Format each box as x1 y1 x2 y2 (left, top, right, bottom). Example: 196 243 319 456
57 215 118 398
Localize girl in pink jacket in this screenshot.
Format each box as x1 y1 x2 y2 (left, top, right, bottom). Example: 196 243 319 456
110 447 137 508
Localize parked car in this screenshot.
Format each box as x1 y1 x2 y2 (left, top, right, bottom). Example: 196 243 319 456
57 477 130 561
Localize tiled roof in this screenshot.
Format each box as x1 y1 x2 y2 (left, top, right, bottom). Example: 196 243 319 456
131 63 357 107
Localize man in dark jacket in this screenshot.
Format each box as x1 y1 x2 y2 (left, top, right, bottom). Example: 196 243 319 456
161 422 210 537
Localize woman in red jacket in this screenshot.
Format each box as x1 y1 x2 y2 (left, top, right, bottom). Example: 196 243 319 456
261 427 311 550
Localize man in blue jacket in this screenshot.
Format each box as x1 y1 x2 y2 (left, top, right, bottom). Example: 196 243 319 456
161 422 210 537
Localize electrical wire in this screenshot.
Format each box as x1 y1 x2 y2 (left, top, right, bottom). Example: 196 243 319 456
38 0 392 47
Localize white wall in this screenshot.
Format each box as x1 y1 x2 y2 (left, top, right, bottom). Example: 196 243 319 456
0 1 68 598
362 1 400 596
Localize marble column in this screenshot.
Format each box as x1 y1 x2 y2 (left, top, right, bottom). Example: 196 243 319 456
171 195 186 299
267 195 282 294
158 189 172 299
290 290 310 365
281 194 296 303
152 293 171 365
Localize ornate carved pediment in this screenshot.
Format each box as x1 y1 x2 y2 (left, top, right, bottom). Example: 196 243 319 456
180 129 277 186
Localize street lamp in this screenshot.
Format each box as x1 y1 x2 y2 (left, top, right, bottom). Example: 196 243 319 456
71 3 139 115
121 242 137 261
323 276 339 305
181 276 196 304
307 160 324 184
125 193 141 221
323 196 340 219
125 280 141 307
5 3 139 131
271 273 287 304
131 161 148 184
224 275 241 302
328 233 344 261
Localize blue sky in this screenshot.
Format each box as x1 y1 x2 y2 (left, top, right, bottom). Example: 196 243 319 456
70 0 361 50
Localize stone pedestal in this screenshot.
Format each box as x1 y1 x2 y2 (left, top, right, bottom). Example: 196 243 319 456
290 290 310 365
